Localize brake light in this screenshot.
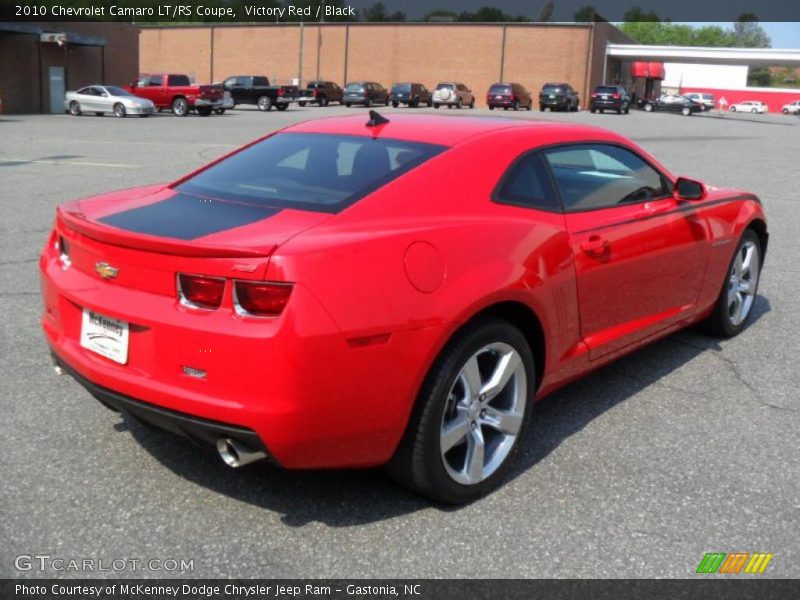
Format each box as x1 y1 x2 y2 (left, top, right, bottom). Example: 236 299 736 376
591 93 598 98
233 281 293 317
313 89 319 97
510 94 516 101
56 235 71 268
277 88 284 96
613 93 620 99
177 274 225 310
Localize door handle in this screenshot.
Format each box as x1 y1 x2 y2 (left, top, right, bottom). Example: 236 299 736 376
580 235 610 256
635 201 672 219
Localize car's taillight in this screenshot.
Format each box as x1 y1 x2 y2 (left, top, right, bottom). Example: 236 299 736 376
591 93 598 98
510 94 516 101
613 93 620 99
313 89 319 97
277 88 285 96
233 281 293 318
177 274 225 310
56 235 71 268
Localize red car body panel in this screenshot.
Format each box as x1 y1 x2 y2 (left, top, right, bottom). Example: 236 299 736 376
124 74 223 110
40 115 767 469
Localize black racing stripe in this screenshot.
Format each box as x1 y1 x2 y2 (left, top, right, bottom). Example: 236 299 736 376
99 193 281 240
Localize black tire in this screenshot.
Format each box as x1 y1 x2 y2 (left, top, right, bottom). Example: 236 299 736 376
434 103 440 109
456 98 462 109
197 107 212 116
140 114 150 118
298 101 306 107
751 108 757 114
512 101 519 111
469 99 475 109
172 97 189 117
257 95 272 111
345 102 351 108
782 108 788 115
365 98 372 108
319 95 329 107
616 108 622 115
386 318 535 504
526 102 532 111
427 99 432 107
113 103 126 118
95 112 104 117
682 106 691 116
385 96 390 107
214 108 225 115
503 107 508 111
539 105 545 112
275 103 288 111
69 101 81 116
392 101 399 108
590 108 596 114
488 105 494 111
730 106 737 113
644 103 654 112
701 229 762 338
624 105 630 114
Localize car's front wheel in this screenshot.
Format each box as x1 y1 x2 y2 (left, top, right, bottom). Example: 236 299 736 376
702 229 762 337
388 318 534 503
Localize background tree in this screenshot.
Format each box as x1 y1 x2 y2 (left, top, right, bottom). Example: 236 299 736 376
573 5 597 22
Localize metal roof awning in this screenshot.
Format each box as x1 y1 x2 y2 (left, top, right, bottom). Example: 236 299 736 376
0 23 106 46
607 44 800 67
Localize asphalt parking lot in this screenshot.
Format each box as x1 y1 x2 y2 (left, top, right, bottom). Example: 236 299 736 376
1 105 798 579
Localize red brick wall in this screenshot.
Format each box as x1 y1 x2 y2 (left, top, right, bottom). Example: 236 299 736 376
140 23 608 106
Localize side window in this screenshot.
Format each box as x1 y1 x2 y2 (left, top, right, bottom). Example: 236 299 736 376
494 152 560 211
167 74 191 86
543 144 668 212
148 75 162 87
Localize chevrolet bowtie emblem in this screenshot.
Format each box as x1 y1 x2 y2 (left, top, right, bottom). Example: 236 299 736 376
95 262 119 279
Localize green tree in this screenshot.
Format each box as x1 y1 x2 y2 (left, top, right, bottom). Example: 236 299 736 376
458 6 527 22
732 14 771 48
573 5 597 22
360 2 405 22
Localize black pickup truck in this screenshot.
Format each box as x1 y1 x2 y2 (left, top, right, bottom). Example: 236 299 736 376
220 75 299 111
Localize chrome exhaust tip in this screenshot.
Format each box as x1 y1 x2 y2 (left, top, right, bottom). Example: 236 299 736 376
217 438 267 468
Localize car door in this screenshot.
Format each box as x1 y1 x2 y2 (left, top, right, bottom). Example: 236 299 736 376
543 143 709 360
95 86 113 113
74 87 97 112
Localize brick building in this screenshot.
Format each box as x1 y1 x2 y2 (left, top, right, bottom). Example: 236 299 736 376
0 22 139 114
139 21 634 108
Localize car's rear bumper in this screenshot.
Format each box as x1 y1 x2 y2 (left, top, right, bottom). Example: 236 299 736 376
193 98 224 108
40 248 440 469
590 100 624 109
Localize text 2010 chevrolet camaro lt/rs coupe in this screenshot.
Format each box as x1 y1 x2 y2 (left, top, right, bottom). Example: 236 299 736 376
40 113 767 503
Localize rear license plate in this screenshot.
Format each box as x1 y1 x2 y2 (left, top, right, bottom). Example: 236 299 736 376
80 308 129 364
495 95 503 99
602 95 609 99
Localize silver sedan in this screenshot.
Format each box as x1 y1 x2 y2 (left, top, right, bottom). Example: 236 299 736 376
64 85 156 118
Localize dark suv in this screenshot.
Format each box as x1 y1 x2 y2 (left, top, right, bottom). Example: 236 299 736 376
390 83 432 108
539 82 579 112
589 85 631 114
343 82 390 107
486 82 533 111
298 81 344 107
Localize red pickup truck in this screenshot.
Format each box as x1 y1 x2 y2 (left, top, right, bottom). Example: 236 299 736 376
126 74 224 116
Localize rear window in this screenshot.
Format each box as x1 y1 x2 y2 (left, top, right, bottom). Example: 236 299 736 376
167 75 191 86
595 86 619 94
346 83 365 92
175 133 446 213
436 84 454 91
489 84 511 93
542 85 563 93
392 83 411 92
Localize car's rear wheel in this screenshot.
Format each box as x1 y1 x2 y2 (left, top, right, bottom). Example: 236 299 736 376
275 103 288 111
512 101 519 111
702 229 762 337
644 103 654 112
730 106 737 112
320 95 329 107
69 101 81 116
526 101 532 111
392 101 399 108
172 97 189 117
257 96 272 111
113 103 126 118
214 108 225 115
387 318 534 503
298 101 306 107
433 103 440 109
345 102 351 108
456 98 462 109
385 96 390 106
489 105 494 110
197 107 212 116
469 98 475 109
539 105 545 112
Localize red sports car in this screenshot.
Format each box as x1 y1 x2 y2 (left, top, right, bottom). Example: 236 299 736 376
40 112 767 503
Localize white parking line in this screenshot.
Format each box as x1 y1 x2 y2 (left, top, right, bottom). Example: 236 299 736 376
0 158 139 169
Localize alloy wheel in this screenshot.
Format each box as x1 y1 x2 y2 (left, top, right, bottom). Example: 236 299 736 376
440 342 527 485
727 239 760 326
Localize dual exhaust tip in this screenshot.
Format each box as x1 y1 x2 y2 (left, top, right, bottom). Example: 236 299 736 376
216 437 267 468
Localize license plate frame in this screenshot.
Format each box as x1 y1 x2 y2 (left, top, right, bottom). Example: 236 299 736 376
80 308 129 365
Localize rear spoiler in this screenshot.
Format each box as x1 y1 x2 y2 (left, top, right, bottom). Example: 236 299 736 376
57 207 275 258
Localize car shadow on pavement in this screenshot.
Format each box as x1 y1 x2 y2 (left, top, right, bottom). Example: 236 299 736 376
124 295 769 525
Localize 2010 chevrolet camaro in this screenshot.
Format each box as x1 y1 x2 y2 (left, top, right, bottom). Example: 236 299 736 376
40 113 768 503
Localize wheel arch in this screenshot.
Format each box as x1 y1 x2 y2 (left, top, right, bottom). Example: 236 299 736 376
747 217 769 259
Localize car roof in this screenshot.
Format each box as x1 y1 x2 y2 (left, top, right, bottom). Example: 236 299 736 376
284 114 602 147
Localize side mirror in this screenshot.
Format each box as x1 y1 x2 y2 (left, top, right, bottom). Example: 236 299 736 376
675 177 706 201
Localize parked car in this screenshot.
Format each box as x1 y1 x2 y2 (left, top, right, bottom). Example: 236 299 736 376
486 83 533 111
343 81 390 107
216 91 234 115
65 85 155 118
390 83 433 108
589 85 630 114
126 74 223 116
683 92 715 111
42 112 767 503
642 95 704 116
432 83 475 109
730 100 768 114
781 100 800 115
297 81 344 107
221 75 298 112
539 82 579 112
